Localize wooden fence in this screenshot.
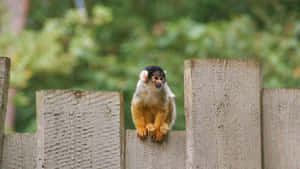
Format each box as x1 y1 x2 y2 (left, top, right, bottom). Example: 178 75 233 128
0 57 299 169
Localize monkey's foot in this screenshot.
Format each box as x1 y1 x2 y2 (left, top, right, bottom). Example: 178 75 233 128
152 130 163 142
160 123 169 135
146 123 155 137
137 127 147 139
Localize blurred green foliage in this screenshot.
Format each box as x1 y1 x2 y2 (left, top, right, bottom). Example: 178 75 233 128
0 0 300 132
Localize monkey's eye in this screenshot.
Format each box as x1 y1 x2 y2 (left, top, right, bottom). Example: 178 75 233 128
155 77 158 80
160 77 163 80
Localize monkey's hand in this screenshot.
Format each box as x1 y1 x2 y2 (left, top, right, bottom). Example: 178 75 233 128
146 123 155 137
137 127 147 139
160 123 168 135
152 123 168 142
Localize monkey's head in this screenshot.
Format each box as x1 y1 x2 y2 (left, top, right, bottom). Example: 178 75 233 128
139 65 166 89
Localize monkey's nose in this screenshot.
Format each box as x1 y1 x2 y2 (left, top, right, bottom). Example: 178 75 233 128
155 83 161 88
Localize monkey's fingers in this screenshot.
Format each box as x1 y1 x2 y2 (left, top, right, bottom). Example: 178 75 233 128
137 127 147 139
160 123 169 135
146 123 155 137
152 130 163 142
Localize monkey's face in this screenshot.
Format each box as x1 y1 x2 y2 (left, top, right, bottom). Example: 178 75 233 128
139 65 166 90
150 71 165 89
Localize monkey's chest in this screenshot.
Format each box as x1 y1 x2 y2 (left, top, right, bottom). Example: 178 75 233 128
141 94 166 113
142 104 164 114
141 91 163 104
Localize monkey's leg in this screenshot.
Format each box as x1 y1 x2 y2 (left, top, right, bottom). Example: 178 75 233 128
153 112 167 142
144 112 155 137
131 104 147 139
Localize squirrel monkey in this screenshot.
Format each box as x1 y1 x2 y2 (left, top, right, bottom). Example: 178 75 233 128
131 65 176 142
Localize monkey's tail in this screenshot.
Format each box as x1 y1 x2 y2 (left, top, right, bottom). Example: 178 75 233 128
165 83 176 129
168 97 176 130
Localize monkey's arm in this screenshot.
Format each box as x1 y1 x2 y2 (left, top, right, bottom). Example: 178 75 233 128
131 102 147 139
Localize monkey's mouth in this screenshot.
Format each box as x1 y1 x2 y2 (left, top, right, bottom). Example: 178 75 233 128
155 83 161 88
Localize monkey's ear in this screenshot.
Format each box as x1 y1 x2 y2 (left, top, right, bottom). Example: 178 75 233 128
139 70 148 82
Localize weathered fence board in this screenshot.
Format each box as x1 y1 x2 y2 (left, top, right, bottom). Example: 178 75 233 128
36 90 124 169
125 130 185 169
1 133 37 169
0 57 10 167
184 59 262 169
263 89 300 169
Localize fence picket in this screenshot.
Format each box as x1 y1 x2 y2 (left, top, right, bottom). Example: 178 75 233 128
263 89 300 169
0 57 10 167
2 133 37 169
36 90 124 169
125 130 185 169
184 59 262 169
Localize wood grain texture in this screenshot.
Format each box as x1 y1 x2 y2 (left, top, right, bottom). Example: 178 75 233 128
36 90 124 169
184 59 262 169
0 57 10 167
1 133 37 169
263 89 300 169
125 129 185 169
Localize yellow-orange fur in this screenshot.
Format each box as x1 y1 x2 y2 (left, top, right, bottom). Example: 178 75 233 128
131 97 174 141
131 69 176 142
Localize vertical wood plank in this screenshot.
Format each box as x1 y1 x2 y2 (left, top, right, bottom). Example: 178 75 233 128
184 59 262 169
36 90 124 169
263 89 300 169
125 130 185 169
1 133 37 169
0 57 10 167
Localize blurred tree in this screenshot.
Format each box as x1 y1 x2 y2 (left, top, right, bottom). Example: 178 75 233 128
1 0 29 132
